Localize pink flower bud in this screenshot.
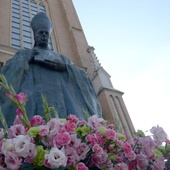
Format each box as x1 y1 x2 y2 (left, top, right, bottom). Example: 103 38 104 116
16 108 23 118
15 92 27 104
6 92 13 99
30 115 44 126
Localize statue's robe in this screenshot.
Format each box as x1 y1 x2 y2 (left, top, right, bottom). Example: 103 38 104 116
0 48 102 126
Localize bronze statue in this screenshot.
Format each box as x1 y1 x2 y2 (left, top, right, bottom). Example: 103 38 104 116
0 12 102 126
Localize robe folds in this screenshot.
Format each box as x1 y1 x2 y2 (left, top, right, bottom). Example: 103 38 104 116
0 48 102 126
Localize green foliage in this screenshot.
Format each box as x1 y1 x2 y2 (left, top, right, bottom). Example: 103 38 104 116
134 129 145 137
0 107 8 132
75 125 91 137
41 94 52 121
33 146 48 167
27 127 41 138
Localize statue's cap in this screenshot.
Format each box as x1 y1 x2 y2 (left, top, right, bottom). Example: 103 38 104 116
30 12 53 34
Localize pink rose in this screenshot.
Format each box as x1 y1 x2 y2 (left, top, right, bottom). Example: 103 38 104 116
56 132 71 146
92 144 103 156
91 151 113 169
123 140 132 154
76 162 89 170
86 132 106 146
77 143 90 159
150 125 167 145
30 115 44 126
65 122 76 133
65 145 80 167
15 92 27 104
95 131 106 147
105 129 117 140
115 157 123 163
86 134 96 145
125 151 136 161
128 160 137 170
67 114 79 123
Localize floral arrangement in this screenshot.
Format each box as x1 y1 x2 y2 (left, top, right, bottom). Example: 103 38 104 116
0 74 170 170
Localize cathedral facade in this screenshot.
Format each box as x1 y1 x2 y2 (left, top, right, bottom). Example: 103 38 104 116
0 0 135 137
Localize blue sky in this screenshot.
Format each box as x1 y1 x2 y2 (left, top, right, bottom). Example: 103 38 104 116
72 0 170 136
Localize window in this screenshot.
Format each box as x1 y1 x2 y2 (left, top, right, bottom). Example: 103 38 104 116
11 0 53 50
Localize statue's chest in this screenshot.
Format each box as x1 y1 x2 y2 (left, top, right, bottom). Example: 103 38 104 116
34 49 62 62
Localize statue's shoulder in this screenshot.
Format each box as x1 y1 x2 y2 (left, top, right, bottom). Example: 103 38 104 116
51 51 72 64
13 48 32 60
14 48 32 56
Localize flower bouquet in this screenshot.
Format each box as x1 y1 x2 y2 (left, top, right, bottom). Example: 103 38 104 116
0 74 170 170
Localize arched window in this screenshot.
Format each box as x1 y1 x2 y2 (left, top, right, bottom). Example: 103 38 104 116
11 0 53 49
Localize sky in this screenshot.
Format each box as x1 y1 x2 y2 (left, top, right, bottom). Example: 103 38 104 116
72 0 170 136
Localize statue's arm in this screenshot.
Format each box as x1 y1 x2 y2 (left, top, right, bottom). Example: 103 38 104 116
0 50 30 93
3 50 29 73
41 59 66 71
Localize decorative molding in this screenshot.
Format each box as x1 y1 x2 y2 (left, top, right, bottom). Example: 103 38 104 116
87 46 101 72
34 0 45 5
0 44 16 56
0 49 14 56
97 86 124 96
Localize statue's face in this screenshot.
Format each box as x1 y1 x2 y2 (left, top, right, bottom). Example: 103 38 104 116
34 29 50 47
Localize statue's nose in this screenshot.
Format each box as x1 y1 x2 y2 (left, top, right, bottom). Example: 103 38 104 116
42 32 47 36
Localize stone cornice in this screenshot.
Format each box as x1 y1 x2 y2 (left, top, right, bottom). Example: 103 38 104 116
97 86 124 96
0 44 17 56
34 0 46 5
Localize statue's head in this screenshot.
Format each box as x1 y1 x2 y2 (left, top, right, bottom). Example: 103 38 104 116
30 12 53 48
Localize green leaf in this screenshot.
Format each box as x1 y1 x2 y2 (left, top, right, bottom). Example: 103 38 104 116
0 107 8 132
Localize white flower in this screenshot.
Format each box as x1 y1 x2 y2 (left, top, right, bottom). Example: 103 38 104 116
2 139 14 153
0 128 4 140
14 135 31 158
45 147 67 169
150 125 167 145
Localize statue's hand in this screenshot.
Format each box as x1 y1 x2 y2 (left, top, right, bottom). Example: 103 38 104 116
54 60 66 71
28 49 39 63
44 59 66 71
